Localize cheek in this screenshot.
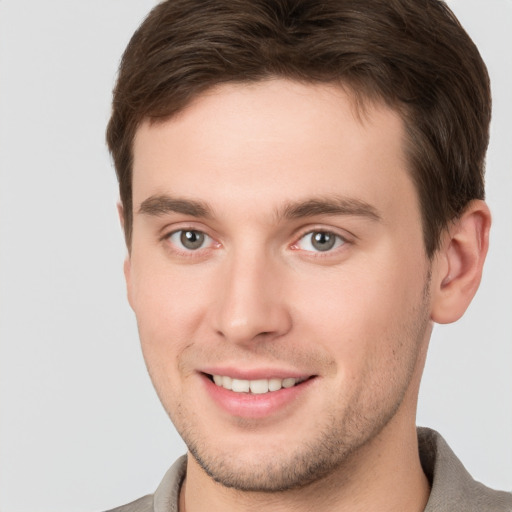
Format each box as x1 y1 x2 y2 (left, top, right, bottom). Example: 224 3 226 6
128 260 214 378
290 260 426 371
129 266 212 418
131 255 209 327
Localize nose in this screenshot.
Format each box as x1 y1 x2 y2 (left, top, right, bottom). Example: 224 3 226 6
212 250 292 345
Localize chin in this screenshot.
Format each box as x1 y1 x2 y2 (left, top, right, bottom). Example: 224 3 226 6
180 410 393 493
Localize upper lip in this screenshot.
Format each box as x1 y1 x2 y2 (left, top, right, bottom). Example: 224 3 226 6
200 367 314 381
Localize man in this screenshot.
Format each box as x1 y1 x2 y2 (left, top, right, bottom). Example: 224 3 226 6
105 0 512 510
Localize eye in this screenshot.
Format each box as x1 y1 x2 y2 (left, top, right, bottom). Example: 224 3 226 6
295 231 345 252
167 229 212 251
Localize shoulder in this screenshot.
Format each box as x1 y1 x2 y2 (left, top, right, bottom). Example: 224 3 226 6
104 494 153 512
101 455 187 512
419 427 512 512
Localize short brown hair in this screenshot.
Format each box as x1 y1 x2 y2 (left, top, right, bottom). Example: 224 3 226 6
106 0 491 256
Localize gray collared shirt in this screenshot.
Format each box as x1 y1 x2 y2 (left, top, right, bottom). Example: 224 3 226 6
107 428 512 511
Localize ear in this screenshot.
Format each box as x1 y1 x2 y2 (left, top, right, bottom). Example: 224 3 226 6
117 202 134 309
117 202 125 230
123 255 134 309
431 200 491 324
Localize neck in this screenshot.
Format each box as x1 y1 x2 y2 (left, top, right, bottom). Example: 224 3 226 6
180 420 430 512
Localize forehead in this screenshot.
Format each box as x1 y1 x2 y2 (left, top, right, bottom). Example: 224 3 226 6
131 79 417 225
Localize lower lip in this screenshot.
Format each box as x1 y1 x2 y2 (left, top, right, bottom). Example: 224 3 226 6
201 374 316 419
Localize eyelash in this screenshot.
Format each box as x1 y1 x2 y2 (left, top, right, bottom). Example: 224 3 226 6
162 227 350 257
291 230 348 254
164 228 218 253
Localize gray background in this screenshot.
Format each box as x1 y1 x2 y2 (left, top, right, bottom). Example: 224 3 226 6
0 1 510 510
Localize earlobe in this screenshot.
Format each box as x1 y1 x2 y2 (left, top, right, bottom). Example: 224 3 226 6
430 200 491 324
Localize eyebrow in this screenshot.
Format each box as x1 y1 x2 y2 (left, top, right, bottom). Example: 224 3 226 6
137 194 381 222
138 195 213 218
279 197 381 222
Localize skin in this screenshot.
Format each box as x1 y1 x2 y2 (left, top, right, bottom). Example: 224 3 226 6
124 79 490 511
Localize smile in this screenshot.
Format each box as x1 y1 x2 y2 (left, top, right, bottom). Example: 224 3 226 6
211 375 309 394
202 372 317 418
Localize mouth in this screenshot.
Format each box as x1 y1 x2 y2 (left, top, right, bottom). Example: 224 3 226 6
206 373 312 394
201 371 318 418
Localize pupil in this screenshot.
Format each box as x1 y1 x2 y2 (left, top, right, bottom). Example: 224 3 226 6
312 232 335 251
180 230 204 250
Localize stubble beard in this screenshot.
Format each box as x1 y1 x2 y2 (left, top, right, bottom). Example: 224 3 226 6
184 409 397 493
166 273 432 493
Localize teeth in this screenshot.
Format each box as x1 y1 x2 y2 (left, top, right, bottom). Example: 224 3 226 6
249 379 269 394
211 375 306 394
268 378 282 392
282 377 296 388
231 378 250 393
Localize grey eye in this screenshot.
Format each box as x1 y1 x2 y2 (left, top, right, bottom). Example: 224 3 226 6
297 231 345 252
168 230 209 250
311 232 336 251
180 230 205 250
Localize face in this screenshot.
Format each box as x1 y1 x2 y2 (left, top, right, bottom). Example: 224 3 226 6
127 80 433 491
